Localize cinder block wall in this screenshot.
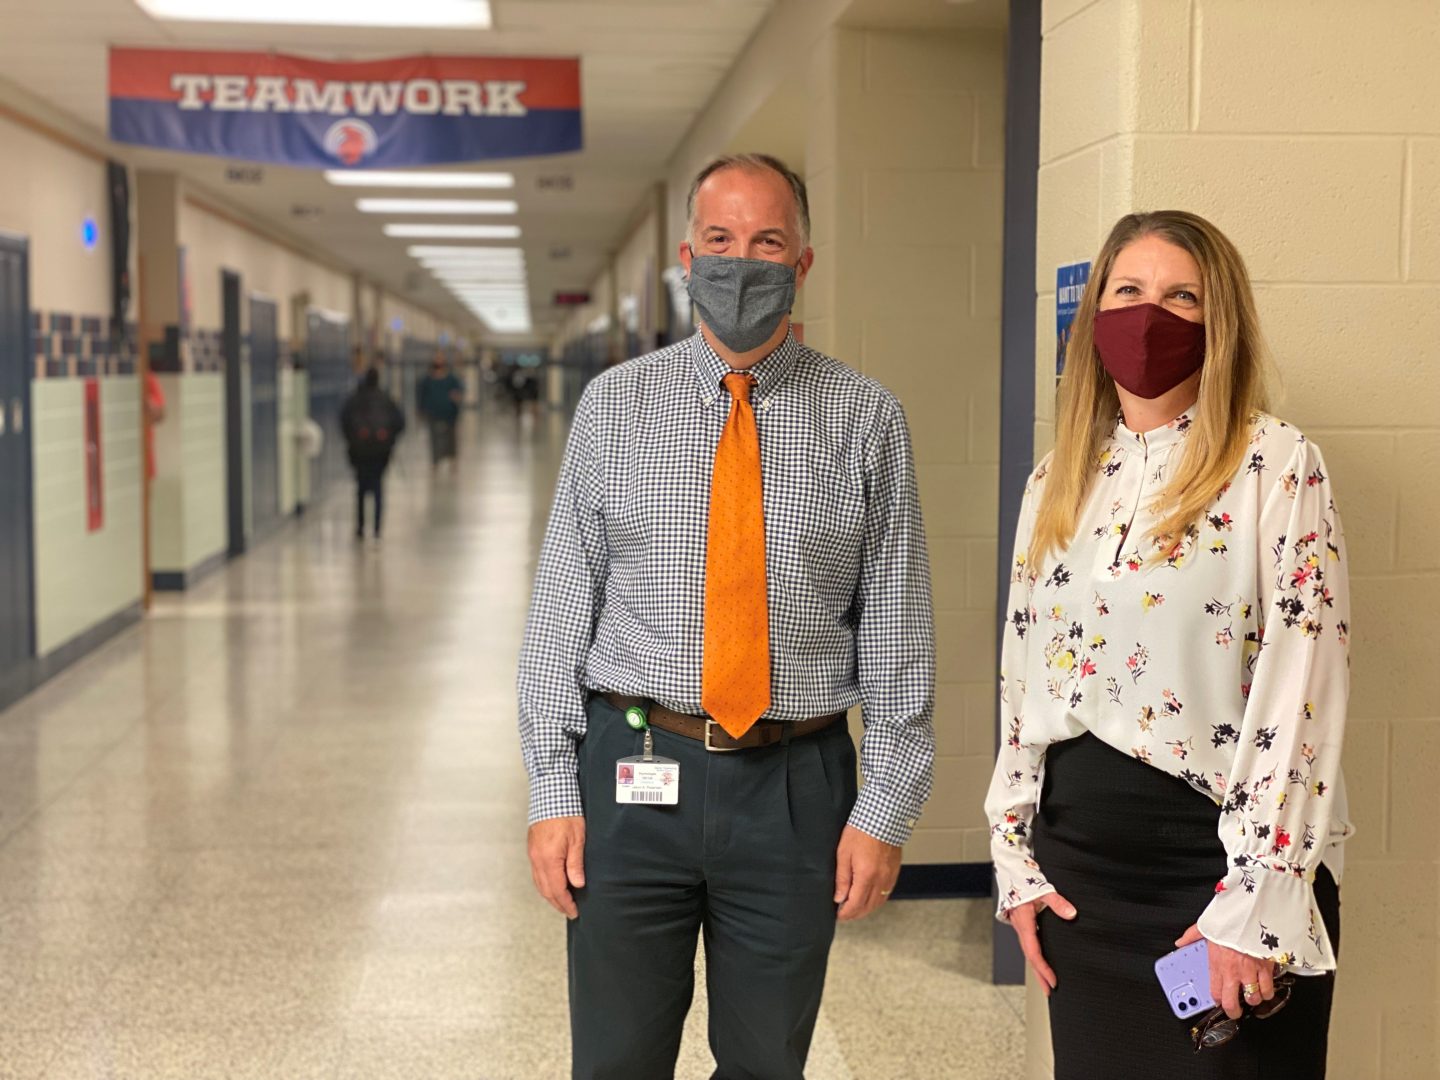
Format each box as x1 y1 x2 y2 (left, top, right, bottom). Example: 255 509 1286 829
805 26 1007 864
1031 2 1440 1076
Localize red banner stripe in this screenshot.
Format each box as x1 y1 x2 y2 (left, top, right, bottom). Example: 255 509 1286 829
108 49 580 111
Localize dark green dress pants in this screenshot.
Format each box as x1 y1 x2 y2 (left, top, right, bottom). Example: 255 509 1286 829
568 695 858 1080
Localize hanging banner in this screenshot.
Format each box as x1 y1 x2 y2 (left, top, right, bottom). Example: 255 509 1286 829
108 49 582 168
84 379 104 533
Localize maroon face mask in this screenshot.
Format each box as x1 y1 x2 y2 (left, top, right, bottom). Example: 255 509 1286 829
1093 302 1206 399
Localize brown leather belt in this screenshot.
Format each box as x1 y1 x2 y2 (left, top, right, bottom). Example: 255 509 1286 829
601 693 845 752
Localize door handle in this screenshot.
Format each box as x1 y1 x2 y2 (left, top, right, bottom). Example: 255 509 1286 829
11 396 22 434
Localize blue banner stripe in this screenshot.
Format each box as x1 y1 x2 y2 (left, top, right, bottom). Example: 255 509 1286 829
109 100 582 167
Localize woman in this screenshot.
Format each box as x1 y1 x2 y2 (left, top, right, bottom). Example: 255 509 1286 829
985 211 1351 1076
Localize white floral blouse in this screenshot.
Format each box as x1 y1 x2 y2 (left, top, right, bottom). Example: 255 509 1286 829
984 411 1352 974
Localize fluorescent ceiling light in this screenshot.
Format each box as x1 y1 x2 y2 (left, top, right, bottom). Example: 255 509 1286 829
439 281 529 291
407 245 525 259
385 224 521 239
135 0 492 27
473 317 533 335
422 255 525 266
448 285 529 296
421 255 526 268
430 266 525 277
358 199 518 215
326 171 513 189
432 270 535 283
427 266 525 276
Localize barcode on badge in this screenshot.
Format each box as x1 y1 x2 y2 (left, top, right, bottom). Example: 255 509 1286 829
626 790 664 803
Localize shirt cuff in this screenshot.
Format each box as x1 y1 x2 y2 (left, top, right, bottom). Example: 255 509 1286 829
846 785 919 847
527 769 584 826
990 837 1055 922
1198 856 1337 974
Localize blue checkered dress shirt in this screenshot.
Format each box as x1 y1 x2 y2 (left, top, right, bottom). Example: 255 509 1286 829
517 330 936 845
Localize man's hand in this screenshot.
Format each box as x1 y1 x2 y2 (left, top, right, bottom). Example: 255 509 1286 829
833 825 902 922
528 816 586 919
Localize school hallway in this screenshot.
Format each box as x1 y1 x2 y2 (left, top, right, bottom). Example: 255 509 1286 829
0 411 1024 1080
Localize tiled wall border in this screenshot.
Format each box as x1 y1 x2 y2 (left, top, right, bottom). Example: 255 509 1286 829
31 312 138 380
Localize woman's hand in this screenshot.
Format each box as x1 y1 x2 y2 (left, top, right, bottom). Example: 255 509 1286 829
1008 892 1078 996
1174 924 1277 1019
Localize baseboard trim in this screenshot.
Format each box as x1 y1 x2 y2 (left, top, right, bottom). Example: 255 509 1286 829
152 549 227 592
890 862 992 901
0 662 32 714
0 603 142 713
32 604 143 685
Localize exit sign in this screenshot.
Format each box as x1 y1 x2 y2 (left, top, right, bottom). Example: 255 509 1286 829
554 291 591 306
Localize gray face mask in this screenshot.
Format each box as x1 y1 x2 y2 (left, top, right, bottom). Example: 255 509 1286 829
686 253 797 354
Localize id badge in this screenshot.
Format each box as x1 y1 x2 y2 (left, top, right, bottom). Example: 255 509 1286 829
615 755 680 805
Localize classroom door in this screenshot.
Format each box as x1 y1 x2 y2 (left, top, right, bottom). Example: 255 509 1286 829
223 271 245 557
0 235 35 702
248 295 280 538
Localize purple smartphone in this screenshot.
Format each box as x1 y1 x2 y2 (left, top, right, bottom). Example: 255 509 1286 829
1154 941 1216 1019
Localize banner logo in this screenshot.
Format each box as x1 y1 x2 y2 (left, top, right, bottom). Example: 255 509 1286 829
323 119 377 166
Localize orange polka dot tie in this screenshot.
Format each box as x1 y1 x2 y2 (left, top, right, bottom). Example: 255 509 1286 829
701 372 772 739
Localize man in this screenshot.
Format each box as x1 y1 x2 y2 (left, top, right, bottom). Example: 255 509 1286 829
340 368 404 540
518 154 935 1079
417 352 464 470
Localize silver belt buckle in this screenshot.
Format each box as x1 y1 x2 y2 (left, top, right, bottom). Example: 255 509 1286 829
704 718 740 752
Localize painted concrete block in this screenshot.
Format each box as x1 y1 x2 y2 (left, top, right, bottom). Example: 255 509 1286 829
864 169 1005 248
1396 431 1440 571
1409 138 1440 281
1036 149 1105 293
1305 429 1398 574
1340 718 1389 861
1255 285 1440 426
920 463 1001 541
855 92 977 171
935 607 999 684
1350 576 1440 717
1041 0 1133 162
864 30 1006 97
1130 136 1405 283
1197 2 1440 135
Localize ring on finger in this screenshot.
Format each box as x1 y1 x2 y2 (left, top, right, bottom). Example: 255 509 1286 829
1242 982 1261 998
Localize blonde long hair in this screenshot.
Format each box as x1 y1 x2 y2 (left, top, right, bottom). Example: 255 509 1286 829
1030 211 1271 568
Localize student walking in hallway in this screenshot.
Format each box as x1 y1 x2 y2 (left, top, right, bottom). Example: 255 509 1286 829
341 368 405 540
418 351 464 472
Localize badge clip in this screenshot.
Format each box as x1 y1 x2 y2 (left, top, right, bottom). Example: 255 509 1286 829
624 706 654 760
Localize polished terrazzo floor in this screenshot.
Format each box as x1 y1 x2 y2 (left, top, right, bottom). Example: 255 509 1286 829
0 409 1024 1079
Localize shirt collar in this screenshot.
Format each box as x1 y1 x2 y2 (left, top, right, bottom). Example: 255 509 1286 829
688 327 801 411
1113 409 1193 451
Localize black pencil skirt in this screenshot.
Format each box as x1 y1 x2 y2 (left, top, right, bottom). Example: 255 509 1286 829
1032 732 1341 1079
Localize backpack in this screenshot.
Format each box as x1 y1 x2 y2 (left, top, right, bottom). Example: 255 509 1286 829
347 391 399 460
